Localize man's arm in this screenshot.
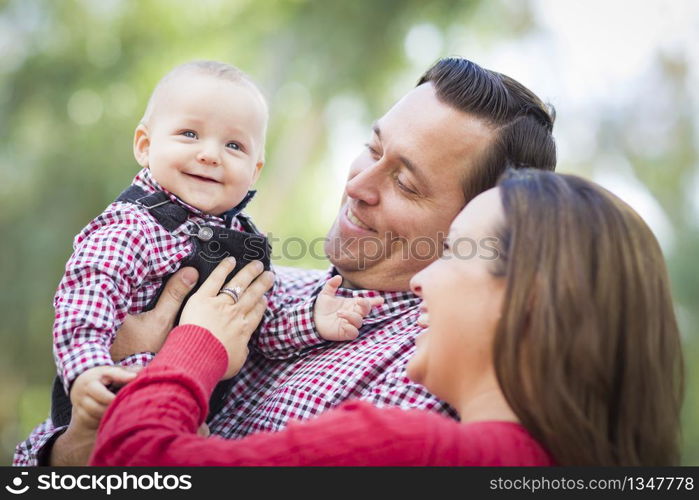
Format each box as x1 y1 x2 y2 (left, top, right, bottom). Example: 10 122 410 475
47 418 96 466
109 267 199 360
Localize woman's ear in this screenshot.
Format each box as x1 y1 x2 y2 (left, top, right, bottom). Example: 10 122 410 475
133 124 150 168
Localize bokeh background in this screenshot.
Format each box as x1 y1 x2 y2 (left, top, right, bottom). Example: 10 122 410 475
1 0 697 464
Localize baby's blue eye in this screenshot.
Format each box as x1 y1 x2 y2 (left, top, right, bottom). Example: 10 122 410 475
226 142 241 151
182 130 197 139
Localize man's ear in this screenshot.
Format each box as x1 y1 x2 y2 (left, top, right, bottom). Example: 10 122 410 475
251 160 264 184
133 124 151 168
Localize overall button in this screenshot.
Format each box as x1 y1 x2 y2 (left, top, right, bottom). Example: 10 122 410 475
197 226 214 241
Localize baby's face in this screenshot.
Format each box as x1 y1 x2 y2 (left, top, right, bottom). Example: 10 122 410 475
134 73 266 215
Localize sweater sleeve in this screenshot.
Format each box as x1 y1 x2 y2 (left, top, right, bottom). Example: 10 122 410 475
90 325 553 466
90 325 442 466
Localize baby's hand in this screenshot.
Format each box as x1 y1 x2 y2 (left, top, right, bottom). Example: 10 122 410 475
314 275 384 341
69 366 138 430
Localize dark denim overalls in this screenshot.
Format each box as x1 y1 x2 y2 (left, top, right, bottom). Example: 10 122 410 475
50 185 271 428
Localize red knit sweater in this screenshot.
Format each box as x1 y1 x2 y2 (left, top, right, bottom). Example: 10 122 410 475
90 325 554 466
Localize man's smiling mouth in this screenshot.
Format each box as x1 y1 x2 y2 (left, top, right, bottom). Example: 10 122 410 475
347 206 375 231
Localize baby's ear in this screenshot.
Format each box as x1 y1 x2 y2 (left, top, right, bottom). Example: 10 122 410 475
133 123 150 167
251 160 264 184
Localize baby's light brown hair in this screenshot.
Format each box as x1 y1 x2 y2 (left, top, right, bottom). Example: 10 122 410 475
141 60 269 162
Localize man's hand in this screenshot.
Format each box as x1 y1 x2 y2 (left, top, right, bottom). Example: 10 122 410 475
314 275 384 341
110 267 198 361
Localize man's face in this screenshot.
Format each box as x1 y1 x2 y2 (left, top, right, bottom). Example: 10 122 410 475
324 83 494 291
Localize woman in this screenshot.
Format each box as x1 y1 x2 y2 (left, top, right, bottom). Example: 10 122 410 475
89 169 684 466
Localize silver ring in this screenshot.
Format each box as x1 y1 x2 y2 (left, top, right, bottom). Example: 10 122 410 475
219 286 242 303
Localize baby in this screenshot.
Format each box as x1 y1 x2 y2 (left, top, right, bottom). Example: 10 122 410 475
51 60 382 430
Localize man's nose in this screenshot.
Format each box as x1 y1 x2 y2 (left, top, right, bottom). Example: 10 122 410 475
345 161 381 205
197 142 221 166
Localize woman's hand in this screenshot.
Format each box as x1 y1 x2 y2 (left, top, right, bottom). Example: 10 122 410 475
180 257 274 379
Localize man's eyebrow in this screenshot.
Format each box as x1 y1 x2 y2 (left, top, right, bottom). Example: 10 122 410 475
372 123 428 187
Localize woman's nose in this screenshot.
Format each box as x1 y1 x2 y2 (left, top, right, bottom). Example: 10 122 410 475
409 272 423 297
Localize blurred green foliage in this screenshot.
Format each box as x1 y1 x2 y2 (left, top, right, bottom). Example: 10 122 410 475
0 0 697 465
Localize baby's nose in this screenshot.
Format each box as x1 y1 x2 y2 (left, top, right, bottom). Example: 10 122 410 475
197 148 220 166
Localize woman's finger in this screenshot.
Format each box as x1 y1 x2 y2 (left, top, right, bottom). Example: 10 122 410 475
197 257 237 297
234 271 274 312
220 260 265 298
246 296 268 325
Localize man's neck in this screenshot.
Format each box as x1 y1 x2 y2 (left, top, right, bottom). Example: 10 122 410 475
335 267 412 293
336 274 361 290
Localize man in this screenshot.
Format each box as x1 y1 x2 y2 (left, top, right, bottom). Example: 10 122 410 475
15 57 556 465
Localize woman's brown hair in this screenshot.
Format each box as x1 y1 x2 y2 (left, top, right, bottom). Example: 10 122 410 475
492 168 684 465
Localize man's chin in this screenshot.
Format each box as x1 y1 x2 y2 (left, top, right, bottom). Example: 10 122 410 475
327 253 379 275
325 238 383 274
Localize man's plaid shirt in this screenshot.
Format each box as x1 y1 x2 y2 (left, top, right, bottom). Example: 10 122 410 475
14 218 457 467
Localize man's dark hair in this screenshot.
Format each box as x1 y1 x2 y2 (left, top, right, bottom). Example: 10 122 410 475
418 57 557 202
